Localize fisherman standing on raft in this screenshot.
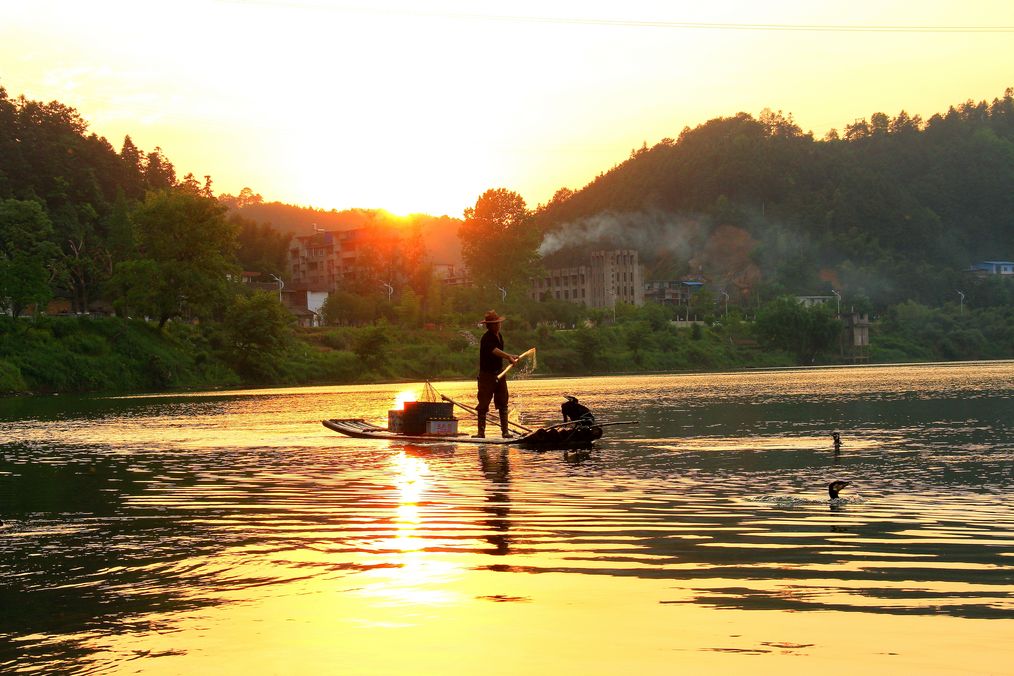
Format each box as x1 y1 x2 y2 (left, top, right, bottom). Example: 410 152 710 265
474 310 518 438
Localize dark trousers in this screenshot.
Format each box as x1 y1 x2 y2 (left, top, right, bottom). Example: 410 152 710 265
476 372 509 436
476 372 508 413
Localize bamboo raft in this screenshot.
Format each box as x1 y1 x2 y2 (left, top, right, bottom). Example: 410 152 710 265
322 417 608 449
322 367 635 450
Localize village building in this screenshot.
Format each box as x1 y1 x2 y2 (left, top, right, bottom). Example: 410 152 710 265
795 295 837 308
432 263 470 286
281 287 328 327
531 264 590 304
288 228 364 291
841 311 871 363
643 278 706 306
589 250 643 307
970 260 1014 276
530 250 643 308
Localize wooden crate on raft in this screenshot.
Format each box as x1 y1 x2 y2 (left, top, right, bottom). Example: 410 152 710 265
388 402 455 435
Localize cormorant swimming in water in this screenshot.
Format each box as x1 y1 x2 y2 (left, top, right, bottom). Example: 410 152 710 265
827 480 850 499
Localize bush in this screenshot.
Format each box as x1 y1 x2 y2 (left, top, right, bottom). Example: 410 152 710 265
0 358 27 393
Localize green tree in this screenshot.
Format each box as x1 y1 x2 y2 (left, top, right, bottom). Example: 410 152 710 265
636 302 673 330
0 257 52 317
354 325 390 369
574 326 605 370
233 214 290 277
119 135 145 198
143 147 177 190
53 200 106 313
688 289 715 321
221 291 293 381
109 188 238 328
105 190 137 264
321 289 377 325
458 188 541 291
755 297 842 363
395 287 421 326
105 259 161 319
0 198 59 316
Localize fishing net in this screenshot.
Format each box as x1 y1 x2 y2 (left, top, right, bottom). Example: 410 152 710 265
421 381 441 403
504 348 537 428
512 348 537 379
423 347 537 431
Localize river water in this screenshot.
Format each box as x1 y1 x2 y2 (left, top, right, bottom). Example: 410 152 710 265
1 362 1012 674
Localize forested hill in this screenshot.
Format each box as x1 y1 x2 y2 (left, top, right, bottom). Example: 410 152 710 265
535 89 1014 308
218 191 464 267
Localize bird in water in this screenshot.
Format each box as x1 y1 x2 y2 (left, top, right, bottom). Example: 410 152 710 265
827 480 850 499
831 432 842 450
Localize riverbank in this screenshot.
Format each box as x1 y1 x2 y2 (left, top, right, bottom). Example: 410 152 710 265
3 306 1012 396
0 314 790 396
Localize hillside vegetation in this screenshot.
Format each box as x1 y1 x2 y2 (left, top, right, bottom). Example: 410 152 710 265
2 86 1013 396
536 93 1014 308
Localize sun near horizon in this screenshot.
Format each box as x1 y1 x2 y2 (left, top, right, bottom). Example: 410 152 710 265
3 0 1014 218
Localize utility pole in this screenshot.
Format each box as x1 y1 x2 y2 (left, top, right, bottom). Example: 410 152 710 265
269 274 284 304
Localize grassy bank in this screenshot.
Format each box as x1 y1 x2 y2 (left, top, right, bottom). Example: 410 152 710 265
3 303 1012 396
0 316 239 395
0 315 793 395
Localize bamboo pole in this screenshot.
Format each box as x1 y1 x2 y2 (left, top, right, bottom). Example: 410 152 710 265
537 419 638 432
496 347 536 382
439 393 533 434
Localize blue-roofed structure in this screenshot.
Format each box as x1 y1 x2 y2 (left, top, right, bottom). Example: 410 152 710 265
970 261 1014 275
643 279 706 306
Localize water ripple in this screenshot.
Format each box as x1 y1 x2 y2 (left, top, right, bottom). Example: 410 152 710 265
2 365 1013 672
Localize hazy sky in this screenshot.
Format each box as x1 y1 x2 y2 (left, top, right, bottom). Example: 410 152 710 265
3 0 1014 216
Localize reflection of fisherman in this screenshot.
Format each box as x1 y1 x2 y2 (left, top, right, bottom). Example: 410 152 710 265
478 448 511 554
474 310 518 439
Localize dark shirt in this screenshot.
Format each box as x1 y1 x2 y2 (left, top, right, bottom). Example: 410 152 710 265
479 330 504 374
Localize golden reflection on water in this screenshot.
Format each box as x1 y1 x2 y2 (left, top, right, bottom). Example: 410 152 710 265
1 363 1013 673
364 450 461 608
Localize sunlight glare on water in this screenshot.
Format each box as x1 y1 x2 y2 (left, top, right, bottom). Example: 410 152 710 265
1 362 1012 673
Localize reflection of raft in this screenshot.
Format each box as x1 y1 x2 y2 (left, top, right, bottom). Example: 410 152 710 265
322 418 605 450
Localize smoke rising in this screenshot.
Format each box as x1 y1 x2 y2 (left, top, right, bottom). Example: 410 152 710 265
539 208 897 301
538 210 705 261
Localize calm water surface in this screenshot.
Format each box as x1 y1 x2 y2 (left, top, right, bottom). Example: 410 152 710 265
1 362 1013 674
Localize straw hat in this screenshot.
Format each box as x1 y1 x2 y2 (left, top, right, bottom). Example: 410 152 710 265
481 310 505 324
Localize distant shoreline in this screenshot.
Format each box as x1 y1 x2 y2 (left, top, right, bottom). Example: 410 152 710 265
6 357 1012 403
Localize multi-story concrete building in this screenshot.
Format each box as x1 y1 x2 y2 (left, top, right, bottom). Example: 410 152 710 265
532 265 591 304
589 250 643 308
288 228 364 291
530 250 643 308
